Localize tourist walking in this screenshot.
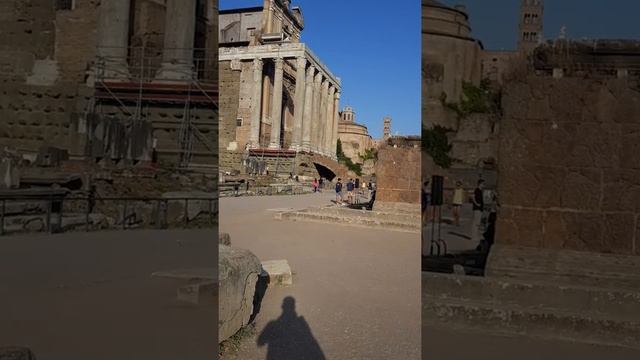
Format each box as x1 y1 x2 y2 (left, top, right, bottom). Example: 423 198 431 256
346 179 355 204
335 178 344 204
318 177 324 192
312 178 318 193
451 181 464 226
422 180 430 223
471 179 485 243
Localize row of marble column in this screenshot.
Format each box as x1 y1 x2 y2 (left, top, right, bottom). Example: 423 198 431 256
249 56 341 158
96 0 198 81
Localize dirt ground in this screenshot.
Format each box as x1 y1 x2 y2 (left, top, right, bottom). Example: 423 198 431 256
0 229 217 360
219 193 421 360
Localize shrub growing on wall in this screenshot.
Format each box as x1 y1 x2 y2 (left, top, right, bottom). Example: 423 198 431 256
422 125 453 169
336 139 363 176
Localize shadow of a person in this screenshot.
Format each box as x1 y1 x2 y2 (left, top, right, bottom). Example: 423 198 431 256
257 297 325 360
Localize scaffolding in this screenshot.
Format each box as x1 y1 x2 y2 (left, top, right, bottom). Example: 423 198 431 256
89 46 218 169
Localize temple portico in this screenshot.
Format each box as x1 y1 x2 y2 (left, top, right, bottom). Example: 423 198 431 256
220 43 341 160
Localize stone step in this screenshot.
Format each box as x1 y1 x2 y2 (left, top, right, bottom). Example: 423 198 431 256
424 272 640 322
279 210 420 233
423 295 640 350
487 245 640 292
260 259 292 286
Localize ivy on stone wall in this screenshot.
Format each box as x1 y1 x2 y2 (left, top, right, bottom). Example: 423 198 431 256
440 80 500 119
336 139 363 176
360 148 378 162
422 125 454 169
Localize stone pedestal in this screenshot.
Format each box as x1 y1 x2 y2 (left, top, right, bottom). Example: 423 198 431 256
95 0 131 81
156 0 197 81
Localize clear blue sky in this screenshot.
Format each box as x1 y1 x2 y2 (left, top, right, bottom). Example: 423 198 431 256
220 0 421 138
442 0 640 50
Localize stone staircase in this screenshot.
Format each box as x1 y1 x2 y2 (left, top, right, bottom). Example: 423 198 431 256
277 206 420 233
423 245 640 350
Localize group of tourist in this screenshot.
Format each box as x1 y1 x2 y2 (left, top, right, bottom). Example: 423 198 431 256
334 178 373 206
422 178 498 247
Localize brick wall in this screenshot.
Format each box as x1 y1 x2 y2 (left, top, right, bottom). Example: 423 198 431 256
375 143 421 206
497 77 640 256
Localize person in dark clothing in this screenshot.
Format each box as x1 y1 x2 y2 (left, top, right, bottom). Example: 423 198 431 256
335 178 343 204
471 179 485 243
346 179 355 204
422 180 430 222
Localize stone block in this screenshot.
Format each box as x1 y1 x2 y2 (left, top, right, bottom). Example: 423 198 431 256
602 169 640 213
603 213 635 254
260 260 292 286
620 124 640 169
218 245 262 343
542 211 604 252
495 207 543 248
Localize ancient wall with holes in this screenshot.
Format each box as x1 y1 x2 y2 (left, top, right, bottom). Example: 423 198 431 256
497 77 640 256
0 83 92 155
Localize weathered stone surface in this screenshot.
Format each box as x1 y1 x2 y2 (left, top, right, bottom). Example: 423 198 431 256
0 157 20 189
495 208 543 248
603 169 640 213
486 245 640 291
375 141 420 206
218 245 261 343
498 77 640 255
0 347 37 360
219 232 231 246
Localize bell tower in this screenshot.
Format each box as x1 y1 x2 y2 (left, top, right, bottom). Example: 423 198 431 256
518 0 544 53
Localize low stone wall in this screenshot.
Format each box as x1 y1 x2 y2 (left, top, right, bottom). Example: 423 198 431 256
497 77 640 256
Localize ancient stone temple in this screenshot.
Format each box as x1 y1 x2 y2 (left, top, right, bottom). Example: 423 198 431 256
0 0 218 167
219 0 344 178
336 106 374 164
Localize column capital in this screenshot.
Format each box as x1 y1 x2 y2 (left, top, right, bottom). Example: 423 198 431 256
253 58 263 67
296 56 307 67
274 57 284 67
314 72 323 83
335 91 341 100
328 86 336 95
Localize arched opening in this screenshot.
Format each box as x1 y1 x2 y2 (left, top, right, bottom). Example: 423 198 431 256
313 163 336 181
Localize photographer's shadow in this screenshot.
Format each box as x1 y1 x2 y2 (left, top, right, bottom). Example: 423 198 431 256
257 297 325 360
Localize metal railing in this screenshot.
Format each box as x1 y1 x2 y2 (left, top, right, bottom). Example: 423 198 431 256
0 195 217 236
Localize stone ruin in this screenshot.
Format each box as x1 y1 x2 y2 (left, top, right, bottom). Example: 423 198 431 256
373 136 421 213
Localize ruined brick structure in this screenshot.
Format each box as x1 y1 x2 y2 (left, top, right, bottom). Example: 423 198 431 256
0 0 218 168
497 75 640 256
374 136 421 212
